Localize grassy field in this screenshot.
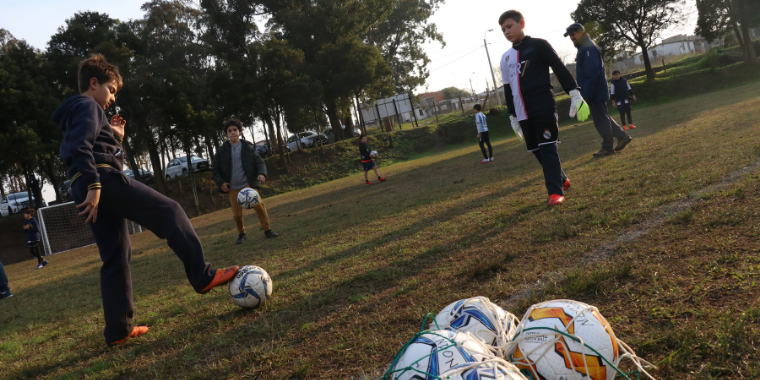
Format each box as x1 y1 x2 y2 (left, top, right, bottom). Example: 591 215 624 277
2 81 760 379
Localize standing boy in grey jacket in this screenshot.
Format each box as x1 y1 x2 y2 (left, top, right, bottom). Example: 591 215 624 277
212 118 278 244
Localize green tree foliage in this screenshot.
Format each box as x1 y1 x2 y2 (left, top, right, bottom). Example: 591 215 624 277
572 0 686 80
695 0 759 64
441 86 471 100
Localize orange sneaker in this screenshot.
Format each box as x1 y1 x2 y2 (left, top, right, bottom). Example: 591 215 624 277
563 179 571 192
628 124 636 129
622 125 630 131
548 194 565 206
201 266 239 294
108 326 149 346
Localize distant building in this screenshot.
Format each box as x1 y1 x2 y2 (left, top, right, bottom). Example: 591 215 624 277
631 34 712 66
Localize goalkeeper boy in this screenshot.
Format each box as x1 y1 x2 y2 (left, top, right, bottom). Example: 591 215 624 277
52 54 239 346
498 10 589 206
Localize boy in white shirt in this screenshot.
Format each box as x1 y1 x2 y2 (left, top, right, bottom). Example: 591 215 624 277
474 104 493 163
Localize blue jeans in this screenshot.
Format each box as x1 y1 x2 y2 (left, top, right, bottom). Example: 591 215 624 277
0 260 9 293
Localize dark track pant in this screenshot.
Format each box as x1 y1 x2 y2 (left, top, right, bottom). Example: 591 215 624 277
71 168 215 343
28 242 43 264
589 102 629 152
619 109 632 126
479 131 493 159
532 149 568 196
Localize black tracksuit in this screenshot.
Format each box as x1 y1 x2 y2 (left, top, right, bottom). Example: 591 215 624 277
53 95 217 344
23 217 44 263
500 36 575 196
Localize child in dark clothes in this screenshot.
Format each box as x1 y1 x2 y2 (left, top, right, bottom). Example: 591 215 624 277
610 70 637 130
23 209 48 269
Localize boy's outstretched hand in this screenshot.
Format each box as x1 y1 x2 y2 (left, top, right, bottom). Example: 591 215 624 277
110 114 126 139
77 188 101 224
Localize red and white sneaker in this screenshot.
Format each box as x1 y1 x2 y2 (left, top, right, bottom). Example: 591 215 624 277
480 159 490 164
622 125 630 131
547 194 565 206
365 181 372 185
628 124 636 129
563 179 571 192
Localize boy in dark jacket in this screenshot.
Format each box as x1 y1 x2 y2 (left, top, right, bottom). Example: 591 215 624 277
52 54 238 346
212 118 278 244
566 23 632 156
610 70 637 130
499 10 586 206
23 209 48 269
0 260 11 300
359 135 386 185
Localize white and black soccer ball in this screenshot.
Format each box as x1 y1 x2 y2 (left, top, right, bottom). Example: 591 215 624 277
228 265 273 308
440 358 528 380
370 150 378 158
507 299 621 380
237 188 260 209
433 297 520 356
387 330 494 380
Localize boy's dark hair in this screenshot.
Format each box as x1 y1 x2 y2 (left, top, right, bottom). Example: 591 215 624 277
78 54 123 94
612 70 621 75
498 10 523 26
359 134 367 139
224 118 243 133
24 208 34 216
473 104 482 111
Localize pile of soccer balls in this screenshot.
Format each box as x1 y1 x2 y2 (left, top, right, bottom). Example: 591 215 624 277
385 297 656 380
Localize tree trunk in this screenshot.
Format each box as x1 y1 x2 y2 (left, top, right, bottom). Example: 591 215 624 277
147 139 170 195
736 2 757 64
184 142 200 216
0 175 6 199
123 136 143 183
732 21 745 52
40 158 62 202
264 113 279 156
325 102 344 141
272 110 289 171
640 44 655 80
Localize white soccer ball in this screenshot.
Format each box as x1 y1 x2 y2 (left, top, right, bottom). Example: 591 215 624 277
433 297 520 356
440 358 528 380
228 265 273 308
387 330 494 380
237 188 260 209
370 150 378 158
507 299 621 380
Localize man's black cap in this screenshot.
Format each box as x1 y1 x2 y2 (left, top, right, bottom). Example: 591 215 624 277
564 23 584 37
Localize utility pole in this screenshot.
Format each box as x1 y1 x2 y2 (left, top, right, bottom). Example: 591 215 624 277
392 98 403 130
484 29 503 106
408 92 419 128
458 94 465 114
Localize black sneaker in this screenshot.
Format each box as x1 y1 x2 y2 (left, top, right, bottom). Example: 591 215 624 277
265 230 279 239
0 291 12 300
593 149 615 157
235 233 247 245
614 136 633 152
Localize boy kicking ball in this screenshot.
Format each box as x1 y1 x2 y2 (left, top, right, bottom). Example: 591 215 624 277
499 10 588 206
52 54 238 346
359 135 386 185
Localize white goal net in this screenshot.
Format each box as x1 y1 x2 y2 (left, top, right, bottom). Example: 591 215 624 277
37 202 144 256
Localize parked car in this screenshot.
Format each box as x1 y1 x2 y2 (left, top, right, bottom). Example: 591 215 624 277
164 155 210 180
1 192 48 217
324 126 361 140
255 142 291 159
124 168 156 183
287 131 328 151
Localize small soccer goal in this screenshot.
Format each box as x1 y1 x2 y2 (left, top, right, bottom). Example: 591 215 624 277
37 202 144 256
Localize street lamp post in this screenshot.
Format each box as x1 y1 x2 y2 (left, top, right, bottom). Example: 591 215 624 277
484 29 502 106
469 72 475 101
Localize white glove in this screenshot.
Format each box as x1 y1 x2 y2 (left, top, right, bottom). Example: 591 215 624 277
510 116 525 143
569 89 590 122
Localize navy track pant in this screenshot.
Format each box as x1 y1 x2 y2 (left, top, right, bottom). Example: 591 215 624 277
71 167 215 343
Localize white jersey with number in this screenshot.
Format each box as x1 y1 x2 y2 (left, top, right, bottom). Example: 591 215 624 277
500 48 528 121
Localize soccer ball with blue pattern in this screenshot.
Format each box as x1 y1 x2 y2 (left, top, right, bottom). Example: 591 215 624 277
387 330 494 380
440 358 528 380
228 265 273 308
237 188 260 209
433 297 520 357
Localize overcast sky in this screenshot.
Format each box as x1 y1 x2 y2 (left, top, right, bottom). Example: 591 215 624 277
1 0 696 201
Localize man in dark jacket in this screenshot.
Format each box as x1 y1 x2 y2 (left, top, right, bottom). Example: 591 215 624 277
212 118 278 244
566 23 632 157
